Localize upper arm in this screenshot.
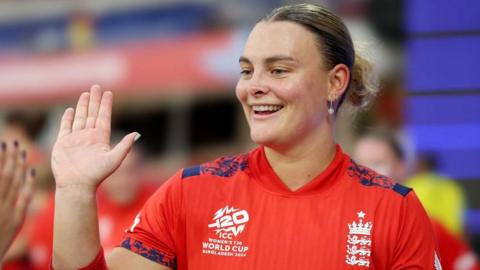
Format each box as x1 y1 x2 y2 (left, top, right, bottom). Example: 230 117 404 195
107 247 172 270
391 191 441 270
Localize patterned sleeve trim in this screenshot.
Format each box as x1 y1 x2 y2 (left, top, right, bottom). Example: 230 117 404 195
182 153 249 179
347 159 412 197
120 236 177 269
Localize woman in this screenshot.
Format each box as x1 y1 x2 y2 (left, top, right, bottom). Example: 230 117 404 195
51 4 440 270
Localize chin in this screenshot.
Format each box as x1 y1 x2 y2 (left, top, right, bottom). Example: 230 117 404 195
249 130 274 146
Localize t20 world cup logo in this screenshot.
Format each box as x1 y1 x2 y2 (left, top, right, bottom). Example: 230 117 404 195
208 206 249 239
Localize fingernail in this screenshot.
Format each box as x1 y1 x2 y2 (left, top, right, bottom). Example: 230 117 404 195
134 133 141 142
21 150 27 159
1 142 6 150
30 168 36 177
13 140 19 148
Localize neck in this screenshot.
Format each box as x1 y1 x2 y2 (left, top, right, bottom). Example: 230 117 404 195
264 125 337 191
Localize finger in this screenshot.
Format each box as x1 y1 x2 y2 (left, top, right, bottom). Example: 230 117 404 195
5 150 27 206
108 132 141 172
0 141 19 199
96 91 113 141
0 141 6 171
85 85 103 128
14 168 35 227
57 108 74 139
72 92 90 131
0 142 6 195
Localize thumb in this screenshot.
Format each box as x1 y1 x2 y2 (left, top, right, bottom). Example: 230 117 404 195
108 132 141 169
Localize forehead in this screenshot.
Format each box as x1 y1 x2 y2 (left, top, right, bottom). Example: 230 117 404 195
242 21 322 63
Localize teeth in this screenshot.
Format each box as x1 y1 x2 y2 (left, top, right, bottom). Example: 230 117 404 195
252 105 283 112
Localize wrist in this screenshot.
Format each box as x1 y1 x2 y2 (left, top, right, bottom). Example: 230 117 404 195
55 184 97 198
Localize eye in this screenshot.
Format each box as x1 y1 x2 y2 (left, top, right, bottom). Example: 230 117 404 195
271 68 288 76
240 68 252 76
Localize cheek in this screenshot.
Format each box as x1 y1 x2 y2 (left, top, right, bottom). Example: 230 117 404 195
235 80 248 103
269 79 302 102
277 81 314 110
301 79 328 110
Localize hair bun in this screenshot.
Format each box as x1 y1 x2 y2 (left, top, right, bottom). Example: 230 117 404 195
345 53 379 110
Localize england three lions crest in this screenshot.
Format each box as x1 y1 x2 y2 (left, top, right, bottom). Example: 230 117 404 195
345 211 373 267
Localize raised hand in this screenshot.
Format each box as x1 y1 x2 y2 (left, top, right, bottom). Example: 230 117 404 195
0 141 35 261
51 85 139 190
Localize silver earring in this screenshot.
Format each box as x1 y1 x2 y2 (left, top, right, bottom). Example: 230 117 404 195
328 100 335 115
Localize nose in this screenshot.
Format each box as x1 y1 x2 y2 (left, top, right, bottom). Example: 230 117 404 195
247 73 270 97
249 86 269 97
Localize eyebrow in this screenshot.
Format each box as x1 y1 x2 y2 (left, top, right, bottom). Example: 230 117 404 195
239 55 299 65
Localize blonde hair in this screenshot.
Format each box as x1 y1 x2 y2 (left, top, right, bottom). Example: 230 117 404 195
262 3 379 113
347 53 379 110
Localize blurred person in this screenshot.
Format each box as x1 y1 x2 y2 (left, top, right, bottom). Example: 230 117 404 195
351 129 406 181
406 154 467 237
51 4 440 270
352 129 480 270
26 148 156 270
0 141 35 268
96 148 157 255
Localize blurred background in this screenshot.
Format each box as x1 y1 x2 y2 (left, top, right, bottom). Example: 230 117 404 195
0 0 479 269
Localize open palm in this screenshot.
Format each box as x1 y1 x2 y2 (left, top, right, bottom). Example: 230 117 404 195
52 85 139 189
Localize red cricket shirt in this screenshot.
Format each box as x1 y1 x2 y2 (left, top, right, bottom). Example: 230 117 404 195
121 145 442 269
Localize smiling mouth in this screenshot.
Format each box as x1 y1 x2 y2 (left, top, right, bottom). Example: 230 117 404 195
252 105 284 115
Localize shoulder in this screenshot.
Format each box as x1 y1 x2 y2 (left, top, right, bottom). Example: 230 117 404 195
181 152 250 180
346 159 412 197
145 151 251 204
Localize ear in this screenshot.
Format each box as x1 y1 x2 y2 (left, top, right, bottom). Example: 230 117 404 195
327 64 350 101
